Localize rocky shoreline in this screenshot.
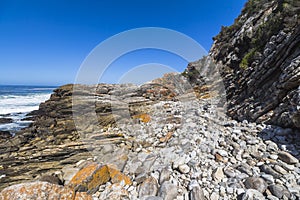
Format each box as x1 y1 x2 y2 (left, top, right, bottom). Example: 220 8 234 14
0 81 299 199
0 0 299 199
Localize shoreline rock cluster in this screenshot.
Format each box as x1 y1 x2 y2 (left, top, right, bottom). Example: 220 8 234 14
0 84 299 199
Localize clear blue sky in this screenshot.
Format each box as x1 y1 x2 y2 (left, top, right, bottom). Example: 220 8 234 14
0 0 247 86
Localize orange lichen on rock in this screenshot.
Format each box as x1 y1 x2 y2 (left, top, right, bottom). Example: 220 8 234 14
87 165 110 191
74 192 93 200
199 93 211 99
159 88 169 96
169 92 176 97
132 113 151 123
215 153 227 163
68 162 131 193
68 162 110 192
0 181 92 200
159 131 173 143
107 165 132 185
68 162 98 187
199 85 210 92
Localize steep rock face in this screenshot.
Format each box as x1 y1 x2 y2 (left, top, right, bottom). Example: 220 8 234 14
210 0 300 128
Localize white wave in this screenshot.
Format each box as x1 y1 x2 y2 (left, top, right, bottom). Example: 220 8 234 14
0 123 17 130
0 121 31 132
0 93 51 115
28 88 56 91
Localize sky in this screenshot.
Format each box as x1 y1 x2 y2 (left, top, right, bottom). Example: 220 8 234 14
0 0 247 86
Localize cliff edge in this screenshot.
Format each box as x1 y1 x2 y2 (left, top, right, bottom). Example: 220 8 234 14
210 0 300 128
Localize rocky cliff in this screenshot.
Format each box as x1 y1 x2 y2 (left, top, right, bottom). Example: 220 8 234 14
210 0 300 129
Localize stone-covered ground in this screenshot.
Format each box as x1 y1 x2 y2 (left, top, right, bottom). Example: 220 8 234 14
0 82 299 200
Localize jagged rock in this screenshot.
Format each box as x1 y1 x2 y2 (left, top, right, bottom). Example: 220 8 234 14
173 157 186 169
159 168 171 184
62 167 80 185
158 181 178 200
212 167 225 183
215 152 226 163
108 165 132 185
138 176 159 197
190 187 206 200
135 173 148 184
98 183 130 200
189 181 206 200
68 162 110 192
0 181 92 200
68 162 131 193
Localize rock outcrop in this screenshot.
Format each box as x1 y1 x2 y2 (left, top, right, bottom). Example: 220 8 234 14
0 80 186 191
210 0 300 128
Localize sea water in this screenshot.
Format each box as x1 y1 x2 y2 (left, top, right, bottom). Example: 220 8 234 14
0 85 56 134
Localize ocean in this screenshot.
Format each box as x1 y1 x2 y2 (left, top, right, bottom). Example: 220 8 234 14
0 85 56 134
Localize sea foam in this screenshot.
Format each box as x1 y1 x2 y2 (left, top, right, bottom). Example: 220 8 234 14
0 86 54 133
0 93 51 115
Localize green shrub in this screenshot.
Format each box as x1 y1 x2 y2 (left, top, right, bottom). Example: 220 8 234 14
251 12 283 52
240 48 256 69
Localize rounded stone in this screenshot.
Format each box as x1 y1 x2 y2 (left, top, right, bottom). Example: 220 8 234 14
178 164 190 174
244 177 267 193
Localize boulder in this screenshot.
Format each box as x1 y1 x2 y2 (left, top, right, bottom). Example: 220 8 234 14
0 181 92 200
244 177 267 193
68 162 131 193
